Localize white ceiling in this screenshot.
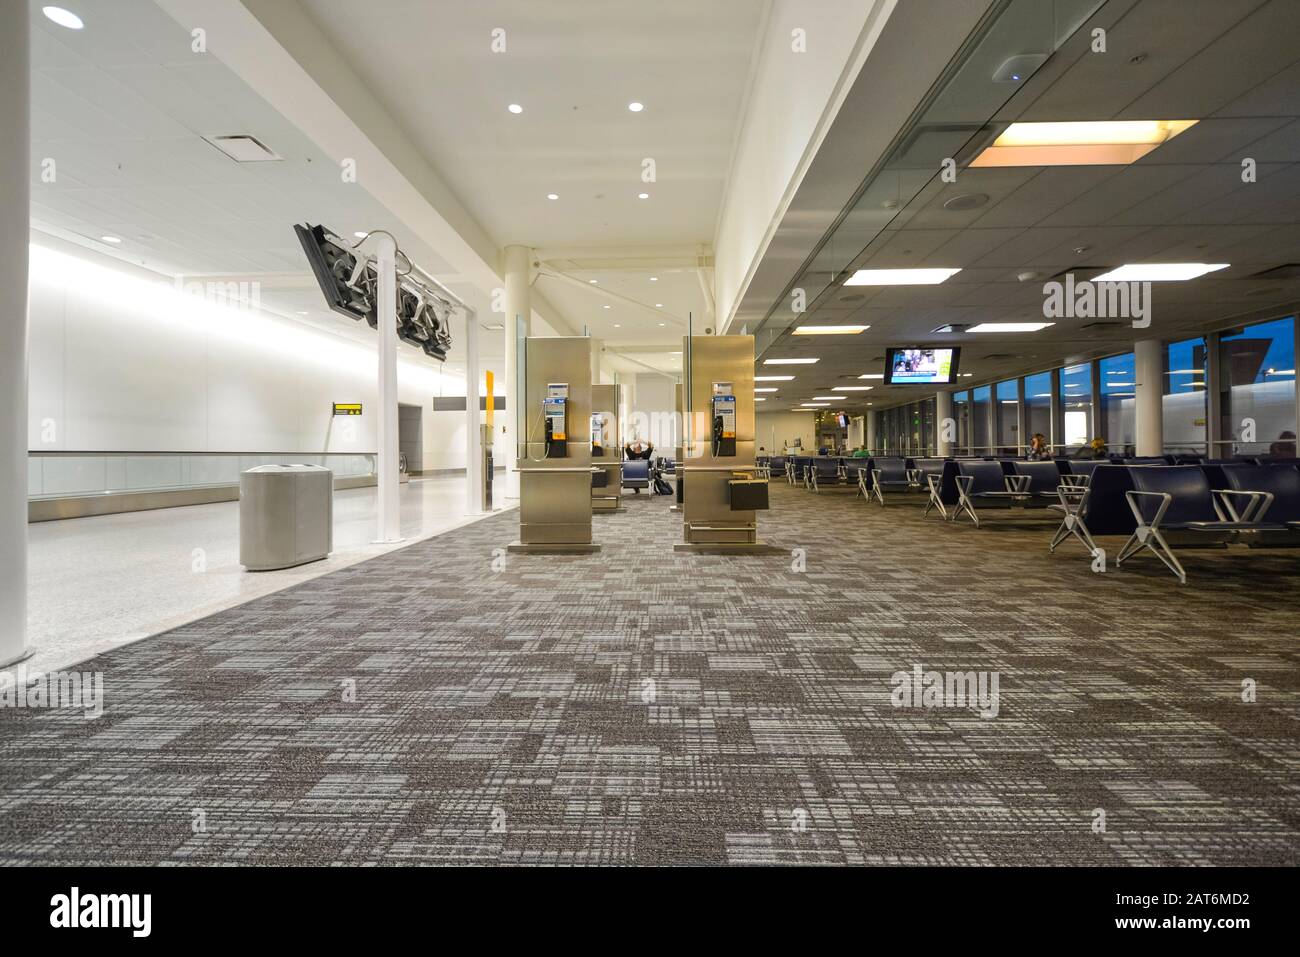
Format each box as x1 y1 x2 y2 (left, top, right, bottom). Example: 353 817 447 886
27 0 500 359
290 0 768 352
750 0 1300 412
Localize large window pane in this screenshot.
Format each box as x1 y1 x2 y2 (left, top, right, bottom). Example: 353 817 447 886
1059 362 1092 450
1163 336 1207 455
952 390 969 453
995 379 1019 453
1099 352 1136 455
1219 316 1296 457
1024 372 1052 450
971 385 991 452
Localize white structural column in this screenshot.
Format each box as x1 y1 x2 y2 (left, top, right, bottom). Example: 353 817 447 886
0 1 29 667
1134 338 1164 457
463 308 481 514
503 245 532 499
935 390 954 456
865 409 877 453
374 234 401 542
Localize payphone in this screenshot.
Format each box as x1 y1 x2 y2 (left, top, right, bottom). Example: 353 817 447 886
711 382 736 457
543 382 568 458
590 411 605 457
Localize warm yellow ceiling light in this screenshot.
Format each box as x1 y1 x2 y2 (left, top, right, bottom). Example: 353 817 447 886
970 120 1198 167
792 324 869 335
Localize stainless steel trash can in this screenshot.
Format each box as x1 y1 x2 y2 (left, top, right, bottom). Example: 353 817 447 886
239 464 333 571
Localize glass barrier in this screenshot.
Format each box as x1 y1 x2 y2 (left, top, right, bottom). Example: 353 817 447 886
28 452 377 500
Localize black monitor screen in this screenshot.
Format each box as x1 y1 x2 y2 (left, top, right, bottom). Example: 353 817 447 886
884 347 960 385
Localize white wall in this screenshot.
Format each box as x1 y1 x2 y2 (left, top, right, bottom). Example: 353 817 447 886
756 410 816 453
713 0 890 329
627 373 678 452
26 243 470 476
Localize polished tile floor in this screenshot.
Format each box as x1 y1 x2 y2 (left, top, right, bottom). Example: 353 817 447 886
13 475 508 679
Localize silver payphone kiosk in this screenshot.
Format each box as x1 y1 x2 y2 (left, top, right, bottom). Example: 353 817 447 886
509 336 600 552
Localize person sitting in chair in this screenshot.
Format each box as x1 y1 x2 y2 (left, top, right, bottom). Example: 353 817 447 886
624 440 654 460
1026 433 1051 461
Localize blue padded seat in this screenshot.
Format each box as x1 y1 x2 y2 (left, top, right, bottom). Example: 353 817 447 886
1011 460 1064 497
958 460 1010 497
1115 466 1276 582
767 455 786 477
622 459 650 492
809 457 842 490
1221 463 1300 526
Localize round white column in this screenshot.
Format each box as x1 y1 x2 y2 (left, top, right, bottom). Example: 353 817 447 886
374 234 401 543
1134 338 1164 457
502 245 532 499
1 0 30 667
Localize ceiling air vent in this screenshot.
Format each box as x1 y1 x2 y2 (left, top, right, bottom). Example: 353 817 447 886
202 134 283 163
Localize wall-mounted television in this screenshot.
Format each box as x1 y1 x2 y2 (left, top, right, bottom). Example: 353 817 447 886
883 347 961 385
835 412 850 429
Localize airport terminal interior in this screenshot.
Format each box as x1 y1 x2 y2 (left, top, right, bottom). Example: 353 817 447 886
1 0 1298 867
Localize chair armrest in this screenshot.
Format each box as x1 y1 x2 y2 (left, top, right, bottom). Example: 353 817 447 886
1004 474 1031 493
926 473 943 495
906 468 922 486
1060 474 1090 488
1213 489 1273 523
1124 490 1172 528
1054 483 1089 514
954 475 973 495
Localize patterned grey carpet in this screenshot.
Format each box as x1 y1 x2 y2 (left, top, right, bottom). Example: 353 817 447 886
1 484 1297 865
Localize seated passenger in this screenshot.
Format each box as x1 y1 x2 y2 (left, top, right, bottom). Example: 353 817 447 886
1073 438 1108 459
1026 433 1051 461
624 441 654 460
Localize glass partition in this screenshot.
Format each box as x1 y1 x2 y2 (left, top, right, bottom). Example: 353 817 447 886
971 385 991 452
1024 372 1052 450
1059 363 1092 451
1098 352 1136 455
995 379 1019 453
1163 336 1208 455
1219 316 1296 457
29 452 377 499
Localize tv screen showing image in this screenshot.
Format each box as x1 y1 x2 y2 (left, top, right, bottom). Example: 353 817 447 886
835 412 850 429
884 347 960 385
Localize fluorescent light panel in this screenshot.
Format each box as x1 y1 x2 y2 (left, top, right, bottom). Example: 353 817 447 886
792 324 869 335
970 120 1198 167
1092 263 1229 282
857 374 884 380
844 268 960 286
754 387 779 393
764 358 819 365
966 322 1054 332
755 375 794 381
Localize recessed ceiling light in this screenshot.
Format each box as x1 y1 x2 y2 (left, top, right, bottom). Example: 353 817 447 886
353 231 367 238
649 276 658 282
754 397 766 402
100 235 121 244
755 375 794 381
658 323 665 327
812 396 841 401
654 303 663 307
1092 263 1229 282
613 324 621 328
638 192 650 200
589 279 598 284
845 268 961 286
42 6 83 29
764 358 819 365
547 193 559 200
857 374 884 380
792 324 869 335
966 322 1054 332
628 102 644 112
833 386 873 391
755 388 779 393
296 310 309 315
970 120 1198 167
508 103 523 114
